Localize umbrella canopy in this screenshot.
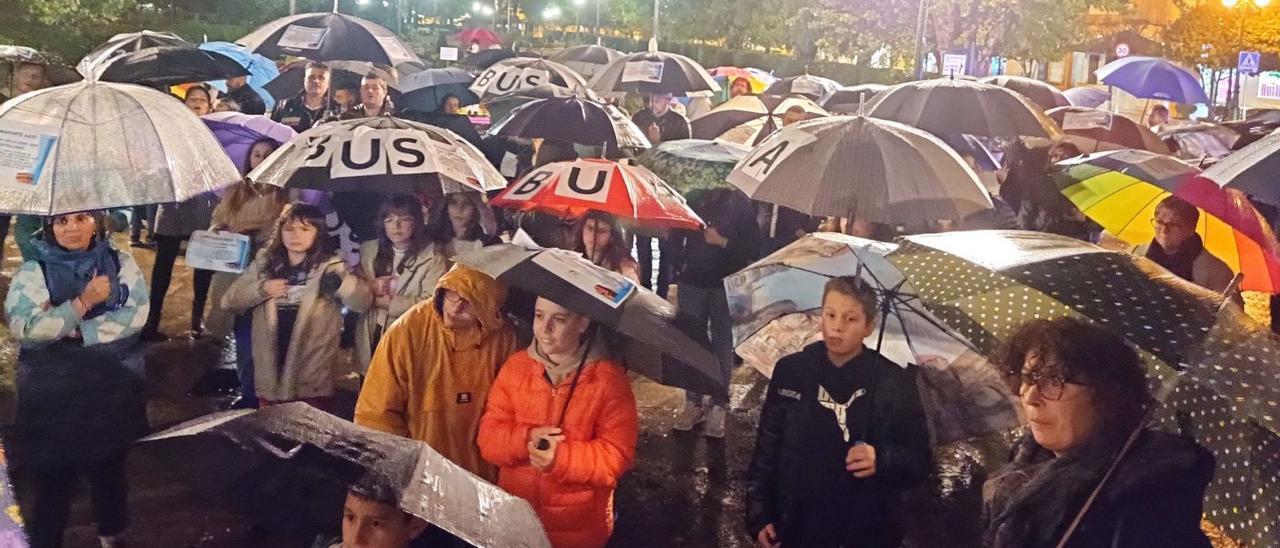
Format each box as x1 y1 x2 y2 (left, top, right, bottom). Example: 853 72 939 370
762 74 841 103
460 49 521 71
492 158 703 229
725 232 1020 444
0 80 240 215
144 403 552 548
248 116 505 195
1096 56 1209 104
202 112 297 175
200 41 281 111
866 77 1060 140
1062 85 1110 108
690 94 827 144
821 84 889 114
708 66 776 95
1046 106 1170 154
76 30 189 79
1200 129 1280 204
635 139 751 192
263 59 390 101
454 244 726 396
726 115 993 225
1055 149 1280 292
0 46 80 86
550 45 622 80
469 58 589 101
1157 121 1239 162
487 96 649 149
589 51 719 96
456 28 502 49
238 12 421 66
979 75 1069 111
479 83 589 126
86 45 250 87
394 67 479 113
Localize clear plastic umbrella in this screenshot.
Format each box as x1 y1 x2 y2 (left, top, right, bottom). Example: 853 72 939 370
0 80 241 215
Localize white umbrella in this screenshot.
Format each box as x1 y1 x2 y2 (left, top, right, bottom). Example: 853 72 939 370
0 80 240 215
469 58 589 101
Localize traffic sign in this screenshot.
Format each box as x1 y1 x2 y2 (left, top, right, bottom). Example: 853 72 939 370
1239 51 1261 75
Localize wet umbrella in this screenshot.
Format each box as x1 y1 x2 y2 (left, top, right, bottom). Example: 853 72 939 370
479 83 587 127
393 67 479 112
690 94 827 144
1062 85 1110 108
202 112 297 175
1046 106 1170 154
1157 121 1239 162
460 49 521 71
708 66 776 95
589 51 719 96
821 84 889 114
487 96 649 149
469 58 589 101
248 116 505 195
979 75 1070 111
85 45 250 88
238 12 421 66
143 403 552 548
0 80 241 215
1096 56 1209 104
457 28 502 49
725 232 1020 444
200 41 281 112
491 158 703 229
0 46 80 86
866 77 1060 140
549 45 622 80
762 74 841 103
76 30 190 79
726 115 993 226
263 59 391 101
1201 129 1280 205
635 139 751 192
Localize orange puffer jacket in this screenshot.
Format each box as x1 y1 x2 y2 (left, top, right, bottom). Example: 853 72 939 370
478 348 639 548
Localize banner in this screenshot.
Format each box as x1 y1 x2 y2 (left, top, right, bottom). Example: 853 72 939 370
278 25 328 51
1061 110 1113 131
621 61 664 83
0 120 58 192
185 230 252 274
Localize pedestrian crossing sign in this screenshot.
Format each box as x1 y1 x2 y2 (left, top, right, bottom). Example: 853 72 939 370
1239 51 1261 75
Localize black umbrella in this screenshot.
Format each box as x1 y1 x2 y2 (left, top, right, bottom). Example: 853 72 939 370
143 403 553 547
88 45 250 87
979 75 1070 111
549 44 621 80
460 49 521 70
488 96 649 149
264 59 398 101
689 94 827 144
866 77 1060 140
76 30 190 78
393 67 478 112
762 74 841 102
453 244 727 397
469 58 589 102
589 51 719 95
238 12 421 66
821 84 889 114
1200 130 1280 204
0 45 81 85
480 83 585 125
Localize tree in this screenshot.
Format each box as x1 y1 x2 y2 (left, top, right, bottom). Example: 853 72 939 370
927 0 1125 74
1165 2 1280 70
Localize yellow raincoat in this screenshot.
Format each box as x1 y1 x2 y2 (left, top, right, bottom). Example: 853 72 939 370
355 266 518 481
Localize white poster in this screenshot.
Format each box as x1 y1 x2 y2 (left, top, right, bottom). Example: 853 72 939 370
277 25 328 51
330 127 389 178
552 162 613 203
0 120 58 192
440 46 460 62
185 230 252 273
470 66 550 95
531 249 636 308
621 61 664 83
792 78 822 98
732 127 816 182
1258 72 1280 101
375 35 412 64
942 53 967 77
1061 110 1112 131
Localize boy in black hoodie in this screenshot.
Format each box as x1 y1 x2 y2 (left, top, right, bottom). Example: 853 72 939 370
745 276 931 548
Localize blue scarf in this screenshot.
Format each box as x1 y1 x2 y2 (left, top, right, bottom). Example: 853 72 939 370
30 238 125 320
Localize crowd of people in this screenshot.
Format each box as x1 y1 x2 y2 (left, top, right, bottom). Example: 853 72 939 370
0 52 1235 548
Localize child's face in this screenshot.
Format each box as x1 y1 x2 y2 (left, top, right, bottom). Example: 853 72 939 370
281 219 319 254
820 290 875 357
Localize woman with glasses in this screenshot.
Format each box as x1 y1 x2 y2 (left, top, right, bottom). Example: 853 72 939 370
983 317 1214 548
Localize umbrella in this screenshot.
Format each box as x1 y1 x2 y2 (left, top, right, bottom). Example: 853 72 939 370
85 45 250 88
456 28 502 49
549 45 622 80
1055 149 1280 293
200 41 281 112
487 96 649 149
0 46 80 86
725 115 993 226
1046 106 1170 154
1095 56 1210 104
202 112 297 175
1200 129 1280 204
0 80 241 215
884 230 1279 542
143 403 552 548
393 67 479 113
478 83 594 126
1157 121 1239 162
866 77 1060 140
635 139 751 192
263 59 390 101
459 49 521 71
762 74 841 103
454 243 726 396
979 75 1069 111
821 84 889 114
708 66 776 95
76 30 189 79
690 94 827 144
491 158 703 229
247 116 506 195
1062 85 1110 108
724 232 1020 444
589 51 720 96
238 12 421 66
469 58 589 101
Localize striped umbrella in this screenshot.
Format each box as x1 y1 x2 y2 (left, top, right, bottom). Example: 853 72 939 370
1055 149 1280 292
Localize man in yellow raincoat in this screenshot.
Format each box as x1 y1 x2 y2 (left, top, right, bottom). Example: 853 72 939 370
355 266 518 481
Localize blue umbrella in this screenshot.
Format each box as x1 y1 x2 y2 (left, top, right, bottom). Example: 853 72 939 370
200 41 279 111
1095 56 1209 105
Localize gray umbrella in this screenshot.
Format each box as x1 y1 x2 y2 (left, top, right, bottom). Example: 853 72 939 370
726 115 993 225
453 243 727 397
1200 130 1280 204
0 80 241 215
821 84 890 114
866 77 1060 139
549 44 622 80
76 30 190 80
589 51 720 96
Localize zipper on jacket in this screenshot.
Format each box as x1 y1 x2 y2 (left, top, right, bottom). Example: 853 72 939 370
536 372 563 510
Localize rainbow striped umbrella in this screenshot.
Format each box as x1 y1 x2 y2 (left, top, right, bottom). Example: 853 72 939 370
1055 149 1280 292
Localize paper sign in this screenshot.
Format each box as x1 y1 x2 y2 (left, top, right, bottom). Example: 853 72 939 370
621 61 664 83
302 129 451 179
0 120 58 192
440 46 459 61
185 230 252 274
375 35 412 64
552 163 613 203
470 66 550 95
531 249 636 308
733 126 816 182
277 25 328 51
792 77 822 98
942 53 967 77
1061 110 1113 131
503 167 555 201
1259 72 1280 100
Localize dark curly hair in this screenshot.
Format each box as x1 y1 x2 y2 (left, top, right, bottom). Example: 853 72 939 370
995 317 1154 443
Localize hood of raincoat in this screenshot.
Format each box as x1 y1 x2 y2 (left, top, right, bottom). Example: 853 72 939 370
433 264 508 336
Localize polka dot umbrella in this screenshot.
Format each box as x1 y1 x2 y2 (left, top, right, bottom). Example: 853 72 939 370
887 229 1280 545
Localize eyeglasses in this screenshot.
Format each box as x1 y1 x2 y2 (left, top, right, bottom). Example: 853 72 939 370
442 291 467 306
1014 369 1091 401
1151 217 1189 230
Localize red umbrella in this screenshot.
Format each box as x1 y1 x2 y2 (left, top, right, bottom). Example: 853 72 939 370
1047 106 1170 154
492 158 704 229
457 28 502 49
